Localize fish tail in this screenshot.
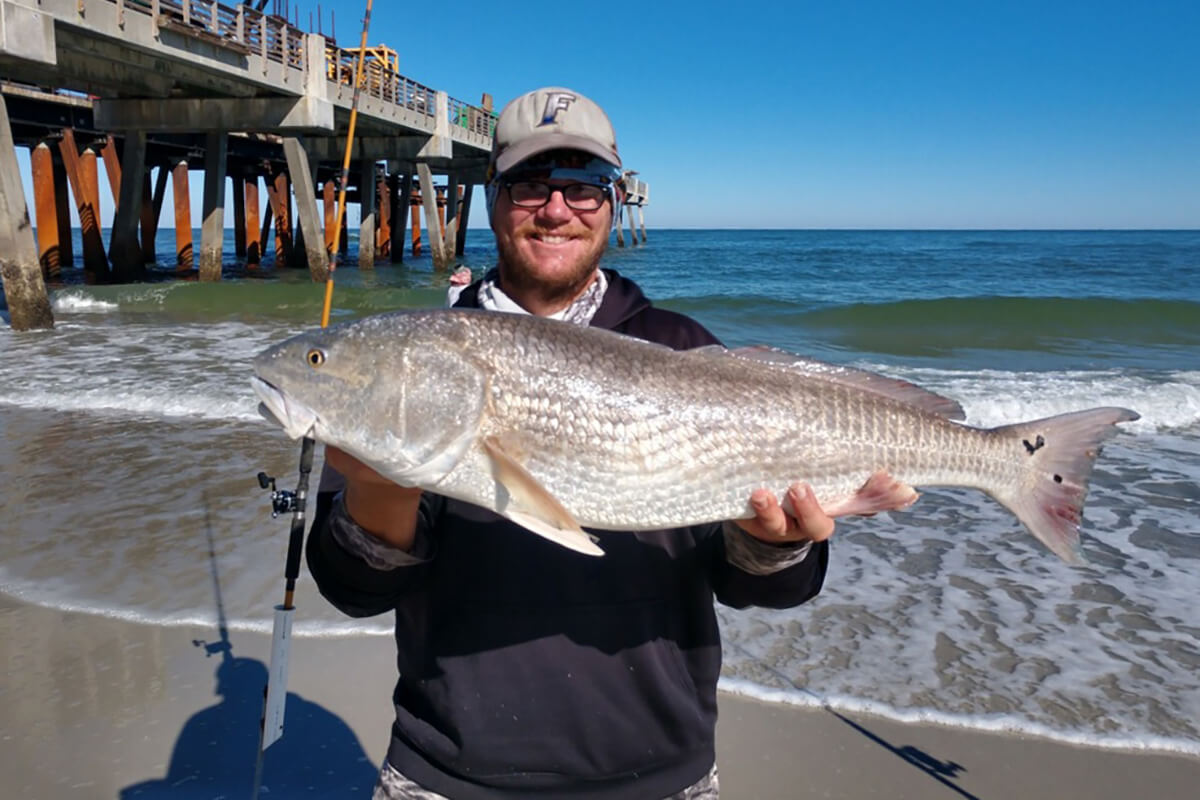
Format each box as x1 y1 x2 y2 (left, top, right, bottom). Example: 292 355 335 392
986 407 1139 564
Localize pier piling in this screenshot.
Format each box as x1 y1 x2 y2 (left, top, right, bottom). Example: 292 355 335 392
52 148 72 272
283 138 328 281
245 176 262 266
30 142 61 279
0 95 53 330
198 132 228 281
109 132 147 281
232 175 247 258
269 171 293 267
358 158 377 268
58 130 109 279
172 159 193 270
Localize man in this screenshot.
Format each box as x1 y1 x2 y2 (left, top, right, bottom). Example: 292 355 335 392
307 87 836 799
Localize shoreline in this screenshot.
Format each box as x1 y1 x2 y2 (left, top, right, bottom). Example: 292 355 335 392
2 596 1198 799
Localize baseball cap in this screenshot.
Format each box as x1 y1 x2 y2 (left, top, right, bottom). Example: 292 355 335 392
489 87 622 179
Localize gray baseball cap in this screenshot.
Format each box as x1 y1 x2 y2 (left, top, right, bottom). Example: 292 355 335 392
489 87 622 178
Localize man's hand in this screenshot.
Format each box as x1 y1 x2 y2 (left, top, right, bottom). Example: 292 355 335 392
325 446 423 551
735 483 835 545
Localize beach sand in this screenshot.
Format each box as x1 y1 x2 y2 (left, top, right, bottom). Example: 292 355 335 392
1 596 1197 800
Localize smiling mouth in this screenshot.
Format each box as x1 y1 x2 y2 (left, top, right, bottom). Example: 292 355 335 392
531 233 579 244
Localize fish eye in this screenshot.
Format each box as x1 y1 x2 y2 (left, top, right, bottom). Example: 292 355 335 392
306 348 326 368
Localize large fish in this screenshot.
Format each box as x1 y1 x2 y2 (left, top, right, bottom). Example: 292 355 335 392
251 309 1138 564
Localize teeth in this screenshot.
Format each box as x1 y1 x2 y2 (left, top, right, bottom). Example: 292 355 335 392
535 235 572 244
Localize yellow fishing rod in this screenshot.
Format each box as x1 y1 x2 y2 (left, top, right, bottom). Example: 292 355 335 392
322 0 375 328
253 2 374 794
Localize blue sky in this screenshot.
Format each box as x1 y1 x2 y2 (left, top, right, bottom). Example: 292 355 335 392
17 0 1199 228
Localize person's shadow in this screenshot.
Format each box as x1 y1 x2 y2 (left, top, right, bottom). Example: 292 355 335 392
120 649 379 798
122 499 378 797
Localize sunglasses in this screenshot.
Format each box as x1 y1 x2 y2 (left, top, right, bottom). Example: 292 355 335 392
502 180 610 212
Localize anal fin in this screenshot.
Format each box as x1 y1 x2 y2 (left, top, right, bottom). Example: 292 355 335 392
821 471 919 517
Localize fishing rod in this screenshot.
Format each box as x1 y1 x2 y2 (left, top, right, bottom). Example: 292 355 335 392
252 1 375 794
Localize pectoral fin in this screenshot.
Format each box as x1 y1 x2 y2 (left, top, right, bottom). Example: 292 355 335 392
482 436 604 557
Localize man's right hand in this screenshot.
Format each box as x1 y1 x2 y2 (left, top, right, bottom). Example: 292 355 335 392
325 446 424 552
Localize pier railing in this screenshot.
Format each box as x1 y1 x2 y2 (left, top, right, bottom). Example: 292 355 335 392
104 0 495 134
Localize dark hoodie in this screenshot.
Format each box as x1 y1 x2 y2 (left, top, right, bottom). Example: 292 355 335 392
306 269 830 799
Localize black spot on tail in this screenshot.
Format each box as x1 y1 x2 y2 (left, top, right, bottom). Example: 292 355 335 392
1023 435 1045 455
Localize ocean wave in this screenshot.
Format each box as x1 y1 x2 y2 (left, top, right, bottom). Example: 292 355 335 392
46 280 452 321
795 296 1200 354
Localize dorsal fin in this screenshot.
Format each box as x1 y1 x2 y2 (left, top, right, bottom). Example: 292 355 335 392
689 345 966 420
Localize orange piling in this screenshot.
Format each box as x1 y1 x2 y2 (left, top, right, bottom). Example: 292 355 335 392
172 159 193 270
232 176 247 258
31 142 61 279
245 176 262 265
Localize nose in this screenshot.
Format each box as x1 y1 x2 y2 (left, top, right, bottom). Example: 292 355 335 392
536 187 575 223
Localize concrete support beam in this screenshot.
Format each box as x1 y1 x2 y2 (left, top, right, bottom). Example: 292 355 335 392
245 176 262 265
417 163 448 271
446 174 459 228
94 97 335 133
172 159 193 269
638 205 647 243
616 204 625 248
109 131 146 281
58 130 108 279
140 168 164 264
390 172 407 263
282 137 329 282
30 142 61 279
417 92 453 159
0 94 52 330
198 132 227 281
357 158 376 268
456 184 472 258
627 201 637 248
301 136 431 163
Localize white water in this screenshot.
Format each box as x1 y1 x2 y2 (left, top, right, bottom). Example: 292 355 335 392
2 308 1198 759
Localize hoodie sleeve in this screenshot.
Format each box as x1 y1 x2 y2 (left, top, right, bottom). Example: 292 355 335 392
709 529 830 610
306 489 443 618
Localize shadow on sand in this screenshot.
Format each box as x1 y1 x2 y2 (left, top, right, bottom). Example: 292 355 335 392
827 708 980 800
119 647 378 798
122 494 378 798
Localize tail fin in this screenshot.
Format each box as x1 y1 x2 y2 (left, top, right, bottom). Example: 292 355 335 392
987 407 1139 565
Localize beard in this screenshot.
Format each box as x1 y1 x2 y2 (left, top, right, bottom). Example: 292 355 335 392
494 226 610 311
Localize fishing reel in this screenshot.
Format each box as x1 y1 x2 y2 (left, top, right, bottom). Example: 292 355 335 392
257 471 301 518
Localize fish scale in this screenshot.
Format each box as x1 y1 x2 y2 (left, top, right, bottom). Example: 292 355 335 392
252 309 1138 563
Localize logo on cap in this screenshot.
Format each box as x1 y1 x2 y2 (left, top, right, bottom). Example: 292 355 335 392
538 92 577 126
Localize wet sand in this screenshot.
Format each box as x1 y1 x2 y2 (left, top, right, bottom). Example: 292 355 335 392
1 596 1197 799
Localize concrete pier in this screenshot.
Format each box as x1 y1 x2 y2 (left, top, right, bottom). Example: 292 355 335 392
0 94 52 329
0 2 649 327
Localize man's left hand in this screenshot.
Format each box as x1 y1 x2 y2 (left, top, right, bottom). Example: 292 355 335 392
735 483 835 544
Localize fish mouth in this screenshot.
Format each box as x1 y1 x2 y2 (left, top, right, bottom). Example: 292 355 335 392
251 376 318 440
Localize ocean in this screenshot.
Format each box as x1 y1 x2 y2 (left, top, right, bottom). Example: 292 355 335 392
2 228 1198 757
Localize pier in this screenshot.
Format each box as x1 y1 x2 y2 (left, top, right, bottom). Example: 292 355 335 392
0 0 649 330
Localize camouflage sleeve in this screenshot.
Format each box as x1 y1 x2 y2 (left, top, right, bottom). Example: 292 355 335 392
721 522 812 575
327 491 434 570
